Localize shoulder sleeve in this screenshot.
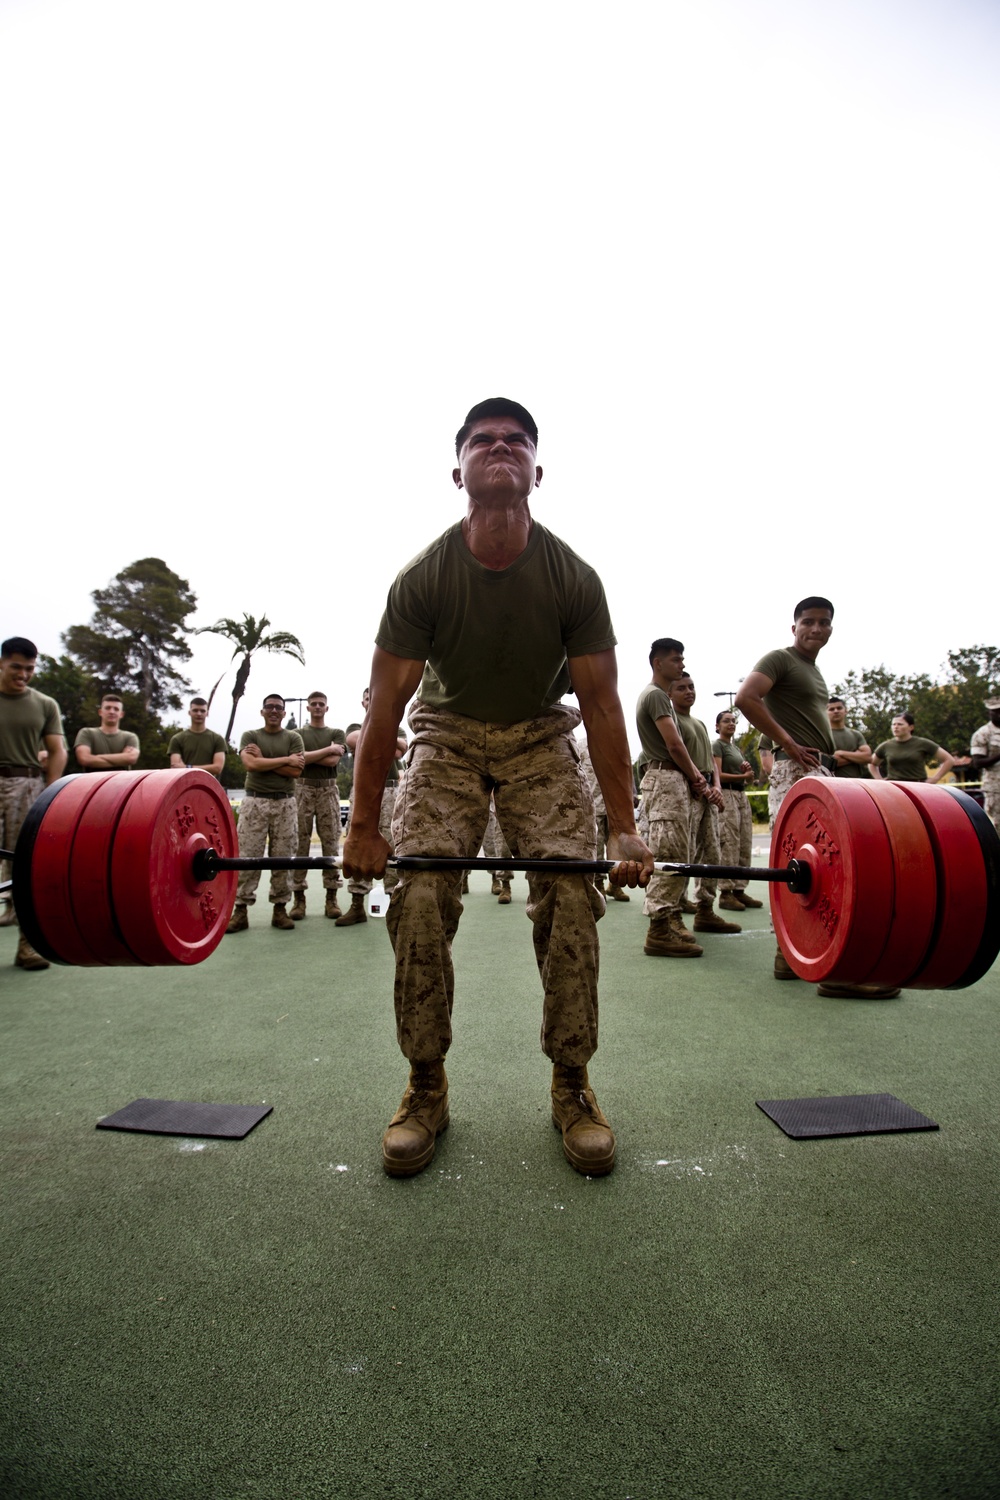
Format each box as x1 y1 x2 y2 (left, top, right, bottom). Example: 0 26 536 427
239 731 256 750
970 726 989 753
40 695 63 738
375 532 453 661
212 734 228 754
289 732 305 754
167 734 182 755
125 733 140 750
752 648 789 683
74 728 91 748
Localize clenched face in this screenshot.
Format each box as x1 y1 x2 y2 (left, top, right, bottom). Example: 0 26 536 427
453 417 541 506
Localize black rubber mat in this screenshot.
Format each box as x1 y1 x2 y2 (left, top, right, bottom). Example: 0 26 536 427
97 1098 273 1139
756 1092 938 1139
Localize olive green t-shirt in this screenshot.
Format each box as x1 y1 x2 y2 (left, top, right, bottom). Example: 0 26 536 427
751 648 834 756
713 737 747 789
831 726 870 779
167 729 228 769
0 688 62 768
635 683 680 768
300 726 346 783
239 727 305 795
873 735 939 782
674 713 714 776
376 521 616 724
74 727 140 769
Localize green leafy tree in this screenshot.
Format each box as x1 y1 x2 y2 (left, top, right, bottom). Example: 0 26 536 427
830 664 934 751
62 558 197 714
196 613 305 743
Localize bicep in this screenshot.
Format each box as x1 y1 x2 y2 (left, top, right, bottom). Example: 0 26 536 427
736 671 774 707
567 648 619 711
368 646 425 719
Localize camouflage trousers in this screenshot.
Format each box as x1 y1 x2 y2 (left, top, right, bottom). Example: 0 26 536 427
482 800 513 881
639 767 693 918
718 789 752 892
235 794 297 906
767 759 832 826
346 785 399 895
688 795 720 906
0 775 43 919
292 781 343 892
385 701 603 1067
983 771 1000 837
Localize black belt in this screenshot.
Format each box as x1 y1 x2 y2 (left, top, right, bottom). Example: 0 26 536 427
0 766 42 779
244 790 294 801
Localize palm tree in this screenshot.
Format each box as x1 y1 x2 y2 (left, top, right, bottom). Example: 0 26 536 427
197 614 306 742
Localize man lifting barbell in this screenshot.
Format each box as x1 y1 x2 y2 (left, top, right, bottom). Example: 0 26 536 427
342 398 654 1180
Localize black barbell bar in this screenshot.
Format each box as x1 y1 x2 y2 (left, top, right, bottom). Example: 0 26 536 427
191 848 810 894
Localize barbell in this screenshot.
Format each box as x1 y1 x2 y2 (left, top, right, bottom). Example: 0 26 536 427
6 770 999 989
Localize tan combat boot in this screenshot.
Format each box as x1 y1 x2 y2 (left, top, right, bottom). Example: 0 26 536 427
382 1060 449 1177
817 982 901 1000
551 1063 616 1176
291 891 307 920
609 883 630 902
325 892 342 919
14 934 49 971
694 905 741 934
225 904 249 935
737 890 763 909
497 881 512 905
774 946 798 980
679 896 698 914
271 904 296 930
0 901 17 928
718 893 746 912
644 915 703 957
491 876 503 896
335 892 368 927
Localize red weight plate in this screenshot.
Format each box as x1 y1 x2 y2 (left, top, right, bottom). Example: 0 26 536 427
770 779 896 983
109 770 238 965
855 781 938 986
27 772 123 965
71 772 153 965
889 783 987 989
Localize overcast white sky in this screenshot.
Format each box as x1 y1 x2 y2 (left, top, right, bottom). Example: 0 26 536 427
3 0 998 749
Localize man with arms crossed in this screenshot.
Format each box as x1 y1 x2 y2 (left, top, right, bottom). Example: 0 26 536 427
74 694 140 772
168 698 227 777
636 639 714 958
712 708 761 912
0 636 67 966
826 696 872 779
668 673 740 935
344 398 652 1179
291 691 345 920
225 694 305 933
736 598 899 999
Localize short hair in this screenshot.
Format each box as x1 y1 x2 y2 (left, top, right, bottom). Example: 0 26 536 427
345 721 362 735
828 696 845 707
716 709 735 727
100 693 124 705
190 697 208 707
649 637 684 666
1 636 37 659
793 596 834 620
896 711 915 727
262 693 285 707
455 398 538 457
307 691 327 702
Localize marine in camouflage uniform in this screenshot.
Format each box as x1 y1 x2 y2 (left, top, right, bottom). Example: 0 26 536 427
226 695 304 930
970 699 1000 835
344 399 651 1179
0 636 68 966
482 794 515 900
579 738 628 903
669 676 740 935
290 692 345 919
736 598 898 999
712 708 759 909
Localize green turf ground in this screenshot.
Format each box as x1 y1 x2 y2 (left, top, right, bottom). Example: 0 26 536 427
2 877 998 1499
